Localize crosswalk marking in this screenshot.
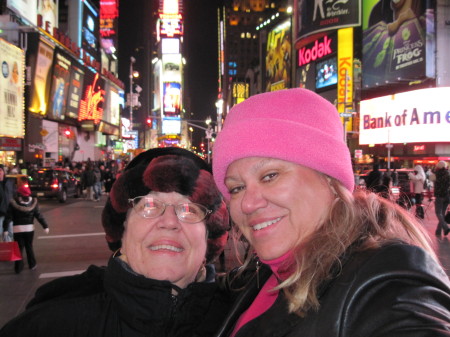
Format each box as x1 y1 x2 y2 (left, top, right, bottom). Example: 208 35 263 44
37 233 105 239
39 270 85 279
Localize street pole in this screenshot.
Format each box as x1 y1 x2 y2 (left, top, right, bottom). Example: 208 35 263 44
129 56 135 130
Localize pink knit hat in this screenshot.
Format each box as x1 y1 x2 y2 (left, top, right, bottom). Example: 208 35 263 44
212 88 354 199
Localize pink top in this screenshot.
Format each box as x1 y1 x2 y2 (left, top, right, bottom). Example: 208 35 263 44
230 251 294 337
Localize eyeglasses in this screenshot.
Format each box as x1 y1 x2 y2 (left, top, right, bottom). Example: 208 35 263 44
128 196 212 223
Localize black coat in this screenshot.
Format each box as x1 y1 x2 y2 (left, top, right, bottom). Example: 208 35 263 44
4 197 48 231
215 242 450 337
0 257 231 337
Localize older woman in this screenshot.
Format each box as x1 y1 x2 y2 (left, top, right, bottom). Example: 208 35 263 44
212 88 450 337
0 147 230 337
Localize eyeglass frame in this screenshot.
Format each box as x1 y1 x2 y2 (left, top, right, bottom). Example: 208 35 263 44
127 196 212 223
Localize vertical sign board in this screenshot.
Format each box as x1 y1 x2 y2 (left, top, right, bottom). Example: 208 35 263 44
0 38 25 138
337 27 353 131
47 51 71 121
29 39 54 116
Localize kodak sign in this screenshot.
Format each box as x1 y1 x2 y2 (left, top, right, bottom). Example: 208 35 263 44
298 35 334 67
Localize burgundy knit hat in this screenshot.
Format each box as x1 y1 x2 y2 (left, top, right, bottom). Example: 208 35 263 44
213 88 354 199
102 147 229 263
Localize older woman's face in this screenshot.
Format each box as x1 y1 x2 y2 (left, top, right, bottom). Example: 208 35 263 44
225 157 334 261
121 191 207 288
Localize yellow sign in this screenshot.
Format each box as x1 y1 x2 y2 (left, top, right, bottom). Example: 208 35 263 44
337 28 353 131
40 129 49 137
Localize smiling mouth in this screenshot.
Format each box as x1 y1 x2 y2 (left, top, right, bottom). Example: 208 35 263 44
253 217 282 231
149 245 183 252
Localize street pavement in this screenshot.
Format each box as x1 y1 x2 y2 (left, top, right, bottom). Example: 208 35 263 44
0 196 450 328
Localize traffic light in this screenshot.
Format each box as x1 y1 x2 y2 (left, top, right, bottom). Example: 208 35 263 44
146 117 152 127
63 129 72 138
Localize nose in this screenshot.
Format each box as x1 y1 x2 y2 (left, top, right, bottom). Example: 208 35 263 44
240 184 268 215
156 205 181 230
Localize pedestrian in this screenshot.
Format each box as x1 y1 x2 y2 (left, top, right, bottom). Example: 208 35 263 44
92 164 102 201
81 164 96 201
103 167 114 195
0 147 231 336
429 161 450 236
212 88 450 337
408 164 426 219
0 165 15 242
365 162 383 192
3 185 49 274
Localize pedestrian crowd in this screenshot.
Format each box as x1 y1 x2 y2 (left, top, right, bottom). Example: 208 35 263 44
1 89 450 336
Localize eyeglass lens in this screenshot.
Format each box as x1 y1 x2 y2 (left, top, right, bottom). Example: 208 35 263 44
131 196 208 223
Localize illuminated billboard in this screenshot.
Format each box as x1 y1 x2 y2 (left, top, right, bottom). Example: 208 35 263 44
65 64 85 120
29 39 54 116
0 38 25 138
47 51 71 121
362 0 435 90
100 0 119 54
82 0 100 59
6 0 37 25
315 56 337 90
359 87 450 145
162 38 180 54
296 0 360 40
37 0 58 32
162 54 181 82
162 117 181 135
78 71 105 124
265 20 291 92
163 82 181 116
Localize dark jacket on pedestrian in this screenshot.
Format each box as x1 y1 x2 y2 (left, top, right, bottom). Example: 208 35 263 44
82 168 96 188
214 242 450 337
433 167 450 198
366 164 383 193
0 256 231 337
0 177 15 216
4 196 48 232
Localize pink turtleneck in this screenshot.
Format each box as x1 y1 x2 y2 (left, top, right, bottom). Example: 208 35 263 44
230 251 294 337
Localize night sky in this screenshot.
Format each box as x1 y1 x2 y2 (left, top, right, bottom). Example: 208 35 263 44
118 0 222 147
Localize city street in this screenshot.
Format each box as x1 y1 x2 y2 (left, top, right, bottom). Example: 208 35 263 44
1 195 450 327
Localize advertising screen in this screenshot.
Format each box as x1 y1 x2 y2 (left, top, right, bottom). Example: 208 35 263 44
162 38 180 54
162 117 181 135
78 71 105 123
65 64 84 120
162 54 181 82
362 0 435 90
265 20 291 92
359 87 450 144
297 0 360 40
47 51 71 121
315 56 337 90
7 0 37 25
82 1 100 59
163 82 181 116
37 0 58 32
29 39 54 116
100 0 118 54
0 39 25 138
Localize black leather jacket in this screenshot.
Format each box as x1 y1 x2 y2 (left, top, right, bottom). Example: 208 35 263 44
215 242 450 337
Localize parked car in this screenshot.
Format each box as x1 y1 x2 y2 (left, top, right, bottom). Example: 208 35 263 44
28 168 80 203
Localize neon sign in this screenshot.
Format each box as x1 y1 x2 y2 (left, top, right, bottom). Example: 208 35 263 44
78 73 105 124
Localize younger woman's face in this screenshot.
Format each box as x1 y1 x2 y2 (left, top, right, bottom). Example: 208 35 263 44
225 157 335 261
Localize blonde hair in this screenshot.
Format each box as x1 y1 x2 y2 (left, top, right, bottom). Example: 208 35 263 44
231 176 436 316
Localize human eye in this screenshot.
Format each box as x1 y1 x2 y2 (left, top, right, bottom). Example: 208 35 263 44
261 172 278 182
228 184 245 195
